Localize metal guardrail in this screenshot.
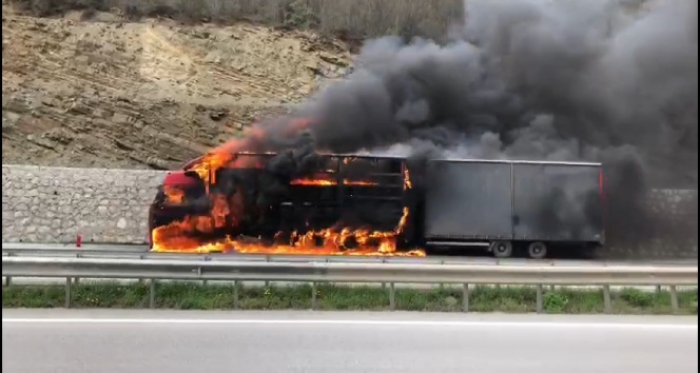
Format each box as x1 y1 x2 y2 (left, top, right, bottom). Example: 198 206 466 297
3 248 147 256
4 256 697 284
2 256 697 314
0 247 505 266
4 245 699 267
1 246 559 266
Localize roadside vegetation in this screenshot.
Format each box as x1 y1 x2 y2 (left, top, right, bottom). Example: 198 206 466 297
11 0 464 43
3 282 697 314
8 0 654 43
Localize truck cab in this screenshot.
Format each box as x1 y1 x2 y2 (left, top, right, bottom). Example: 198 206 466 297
147 165 207 248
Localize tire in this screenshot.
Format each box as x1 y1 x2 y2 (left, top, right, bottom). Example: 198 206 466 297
490 241 513 258
527 241 548 259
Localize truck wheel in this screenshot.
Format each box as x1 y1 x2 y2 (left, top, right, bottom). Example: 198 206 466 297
527 242 547 259
491 241 513 258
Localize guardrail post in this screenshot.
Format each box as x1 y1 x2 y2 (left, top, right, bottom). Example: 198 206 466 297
439 261 445 288
603 285 612 314
311 282 318 311
381 258 387 289
265 256 271 287
536 284 544 314
65 277 72 309
389 282 396 311
233 280 239 309
203 256 210 286
138 255 145 284
74 253 81 285
5 253 14 286
149 279 156 309
669 285 679 313
462 283 469 313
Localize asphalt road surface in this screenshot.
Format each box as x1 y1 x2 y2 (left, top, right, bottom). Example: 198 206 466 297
3 310 697 373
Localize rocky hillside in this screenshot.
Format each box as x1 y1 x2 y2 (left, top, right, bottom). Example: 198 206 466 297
1 2 352 169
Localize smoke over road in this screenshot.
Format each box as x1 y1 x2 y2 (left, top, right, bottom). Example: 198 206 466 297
180 0 697 253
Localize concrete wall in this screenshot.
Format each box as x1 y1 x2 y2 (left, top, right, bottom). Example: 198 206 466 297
2 164 697 259
602 189 698 259
2 165 167 244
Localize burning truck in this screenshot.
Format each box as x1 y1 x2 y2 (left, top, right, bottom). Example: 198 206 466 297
148 149 605 259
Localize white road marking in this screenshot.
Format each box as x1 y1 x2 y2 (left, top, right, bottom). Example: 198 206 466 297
2 318 697 330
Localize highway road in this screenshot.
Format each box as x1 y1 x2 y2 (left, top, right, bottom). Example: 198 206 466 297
3 310 697 373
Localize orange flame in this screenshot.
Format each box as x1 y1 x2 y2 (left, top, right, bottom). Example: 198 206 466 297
150 117 425 257
151 206 424 256
188 119 312 182
404 168 413 190
163 186 185 204
290 178 378 187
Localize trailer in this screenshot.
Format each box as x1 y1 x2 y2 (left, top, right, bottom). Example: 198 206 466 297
421 159 605 258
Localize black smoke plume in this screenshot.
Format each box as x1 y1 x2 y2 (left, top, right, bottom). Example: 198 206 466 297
179 0 696 252
281 0 696 249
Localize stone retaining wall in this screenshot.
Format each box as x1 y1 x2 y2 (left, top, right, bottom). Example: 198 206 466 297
2 165 167 244
2 164 697 259
604 189 698 259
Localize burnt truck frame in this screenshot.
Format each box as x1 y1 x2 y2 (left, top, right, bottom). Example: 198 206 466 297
149 154 605 259
149 153 414 248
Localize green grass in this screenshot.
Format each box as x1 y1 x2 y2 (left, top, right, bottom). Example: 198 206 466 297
2 282 697 314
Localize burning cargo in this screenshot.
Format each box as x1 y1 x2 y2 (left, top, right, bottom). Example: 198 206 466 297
149 152 421 256
148 151 605 259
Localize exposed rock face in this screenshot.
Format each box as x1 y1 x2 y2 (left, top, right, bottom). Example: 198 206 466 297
2 4 352 170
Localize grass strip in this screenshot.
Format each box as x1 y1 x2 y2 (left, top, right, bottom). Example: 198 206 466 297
2 282 697 314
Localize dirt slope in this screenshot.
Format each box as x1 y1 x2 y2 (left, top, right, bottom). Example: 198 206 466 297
1 3 352 169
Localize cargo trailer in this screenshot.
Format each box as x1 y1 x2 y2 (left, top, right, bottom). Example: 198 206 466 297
421 159 605 258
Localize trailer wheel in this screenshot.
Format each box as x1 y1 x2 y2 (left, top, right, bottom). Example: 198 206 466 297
527 242 547 259
490 241 513 258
